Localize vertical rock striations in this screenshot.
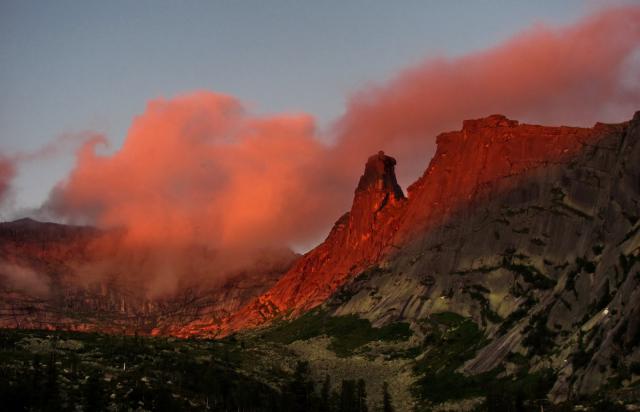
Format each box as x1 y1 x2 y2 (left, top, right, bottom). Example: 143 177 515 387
210 112 640 400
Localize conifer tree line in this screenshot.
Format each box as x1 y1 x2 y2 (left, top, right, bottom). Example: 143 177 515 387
1 343 396 412
285 361 395 412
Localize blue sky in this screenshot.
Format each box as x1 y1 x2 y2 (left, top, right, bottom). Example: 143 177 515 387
0 1 619 215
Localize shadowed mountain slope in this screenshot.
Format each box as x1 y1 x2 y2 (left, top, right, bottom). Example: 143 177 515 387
188 112 640 403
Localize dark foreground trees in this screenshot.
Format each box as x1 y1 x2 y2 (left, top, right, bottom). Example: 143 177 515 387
283 361 382 412
0 330 399 412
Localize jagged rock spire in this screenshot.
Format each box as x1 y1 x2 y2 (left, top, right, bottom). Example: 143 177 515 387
356 151 405 200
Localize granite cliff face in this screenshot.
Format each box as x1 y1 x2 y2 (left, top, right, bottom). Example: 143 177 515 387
193 113 640 401
338 114 640 401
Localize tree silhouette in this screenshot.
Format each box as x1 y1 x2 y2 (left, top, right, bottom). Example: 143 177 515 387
44 352 61 411
287 361 316 411
382 382 394 412
84 371 107 412
321 374 331 412
340 380 358 412
356 379 368 412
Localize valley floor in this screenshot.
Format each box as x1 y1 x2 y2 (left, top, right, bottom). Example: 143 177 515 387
1 327 638 411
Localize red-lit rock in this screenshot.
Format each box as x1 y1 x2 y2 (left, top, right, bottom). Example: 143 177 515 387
211 113 635 336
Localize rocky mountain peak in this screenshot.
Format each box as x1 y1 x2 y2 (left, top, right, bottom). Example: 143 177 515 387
218 113 640 339
351 151 405 231
356 151 405 201
211 152 410 329
462 114 519 131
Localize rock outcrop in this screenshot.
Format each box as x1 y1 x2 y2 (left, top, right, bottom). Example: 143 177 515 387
187 151 408 335
194 112 640 401
325 113 640 400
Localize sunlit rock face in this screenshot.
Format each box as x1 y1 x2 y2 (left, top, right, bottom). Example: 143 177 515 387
201 150 409 335
209 112 640 399
219 114 618 330
325 113 640 400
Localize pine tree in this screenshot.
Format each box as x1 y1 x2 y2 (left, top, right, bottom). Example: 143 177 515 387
30 355 44 410
44 352 61 411
340 380 357 412
356 379 368 412
330 385 342 412
321 374 331 412
382 382 394 412
289 361 315 412
84 371 107 412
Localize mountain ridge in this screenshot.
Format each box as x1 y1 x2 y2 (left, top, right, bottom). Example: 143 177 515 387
170 111 640 404
189 113 636 339
2 112 639 406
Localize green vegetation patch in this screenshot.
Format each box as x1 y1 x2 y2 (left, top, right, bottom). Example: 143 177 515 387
522 311 557 356
262 309 412 357
455 249 556 290
464 284 503 326
506 262 556 290
620 253 640 277
497 295 536 336
413 312 488 403
428 311 467 326
415 367 557 408
413 312 558 408
0 329 291 411
483 368 557 410
502 248 556 290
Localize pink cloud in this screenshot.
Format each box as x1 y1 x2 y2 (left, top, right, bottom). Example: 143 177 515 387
41 5 640 289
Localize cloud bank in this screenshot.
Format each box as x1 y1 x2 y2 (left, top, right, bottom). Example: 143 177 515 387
47 93 342 252
335 5 640 184
0 156 16 207
37 6 640 287
0 262 50 297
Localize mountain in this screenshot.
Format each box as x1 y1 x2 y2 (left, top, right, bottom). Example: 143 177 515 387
0 218 298 334
187 112 640 405
173 150 408 336
2 113 639 410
